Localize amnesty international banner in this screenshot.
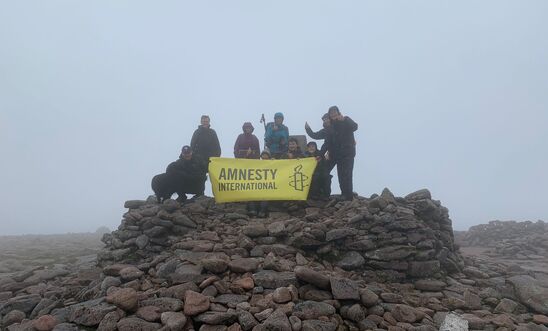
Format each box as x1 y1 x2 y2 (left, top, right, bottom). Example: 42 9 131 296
208 157 317 203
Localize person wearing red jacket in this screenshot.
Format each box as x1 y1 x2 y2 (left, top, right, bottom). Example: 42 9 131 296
234 122 261 159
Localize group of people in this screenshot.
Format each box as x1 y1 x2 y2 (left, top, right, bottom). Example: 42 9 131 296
151 106 358 209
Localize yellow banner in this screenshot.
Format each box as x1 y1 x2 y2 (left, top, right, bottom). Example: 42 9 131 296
208 157 317 203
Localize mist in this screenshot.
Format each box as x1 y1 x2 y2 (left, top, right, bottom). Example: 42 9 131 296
1 1 547 235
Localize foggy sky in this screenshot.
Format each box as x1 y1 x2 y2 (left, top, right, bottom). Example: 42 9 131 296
1 1 547 235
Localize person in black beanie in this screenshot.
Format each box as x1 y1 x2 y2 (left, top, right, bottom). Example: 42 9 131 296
151 145 207 203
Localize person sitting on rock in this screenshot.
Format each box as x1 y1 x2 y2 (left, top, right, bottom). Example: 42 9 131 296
281 138 304 159
234 122 261 159
264 112 289 159
151 145 207 203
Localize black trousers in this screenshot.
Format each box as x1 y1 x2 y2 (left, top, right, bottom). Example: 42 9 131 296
151 173 205 202
326 156 355 199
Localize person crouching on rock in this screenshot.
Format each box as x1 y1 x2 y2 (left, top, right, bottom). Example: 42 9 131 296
151 145 207 203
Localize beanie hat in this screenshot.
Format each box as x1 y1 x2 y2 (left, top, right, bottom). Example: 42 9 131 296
274 112 284 119
181 145 192 155
242 122 254 132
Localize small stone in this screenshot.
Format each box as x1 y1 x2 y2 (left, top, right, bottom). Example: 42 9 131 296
359 288 379 307
289 316 302 331
106 288 138 312
161 312 187 330
119 266 144 282
380 292 403 303
202 258 229 273
391 304 416 323
330 278 360 300
273 288 292 304
293 301 336 320
117 317 161 331
184 291 210 316
238 310 258 331
336 251 365 270
229 259 261 273
136 306 162 322
233 277 254 290
242 224 268 238
3 310 26 327
294 267 330 289
494 298 519 314
414 279 446 292
533 315 548 325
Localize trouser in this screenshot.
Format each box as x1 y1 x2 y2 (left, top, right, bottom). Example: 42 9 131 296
326 155 355 199
151 173 205 202
247 201 269 213
309 167 332 199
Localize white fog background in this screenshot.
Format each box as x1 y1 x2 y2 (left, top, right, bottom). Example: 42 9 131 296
1 1 547 235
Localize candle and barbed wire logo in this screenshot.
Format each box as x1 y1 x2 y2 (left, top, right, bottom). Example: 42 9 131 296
289 164 309 191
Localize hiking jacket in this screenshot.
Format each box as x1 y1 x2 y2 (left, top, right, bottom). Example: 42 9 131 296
234 133 261 159
190 126 222 160
264 122 289 154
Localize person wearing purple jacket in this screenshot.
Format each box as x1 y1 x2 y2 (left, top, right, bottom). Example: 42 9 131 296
234 122 261 159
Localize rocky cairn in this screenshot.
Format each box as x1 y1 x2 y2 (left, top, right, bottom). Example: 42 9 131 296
458 220 548 259
2 189 548 330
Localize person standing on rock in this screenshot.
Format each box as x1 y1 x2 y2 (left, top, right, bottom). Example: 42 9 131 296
151 145 207 203
305 141 331 200
234 122 261 159
306 107 357 200
190 115 221 194
326 106 358 201
305 113 333 197
264 112 289 159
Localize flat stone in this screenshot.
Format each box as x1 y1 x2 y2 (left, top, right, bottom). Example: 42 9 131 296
242 224 268 238
260 309 292 331
194 311 238 325
414 279 446 292
136 306 162 322
117 317 161 331
336 251 365 270
294 267 330 289
67 298 117 327
330 277 360 300
161 312 187 330
0 294 42 315
139 297 183 312
214 294 249 305
293 301 336 320
391 304 417 323
202 257 229 273
253 271 297 289
229 259 261 273
301 319 337 331
184 290 210 316
106 288 138 311
325 228 357 241
508 275 548 314
119 266 144 282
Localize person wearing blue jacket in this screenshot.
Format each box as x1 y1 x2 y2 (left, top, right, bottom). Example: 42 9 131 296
264 112 289 159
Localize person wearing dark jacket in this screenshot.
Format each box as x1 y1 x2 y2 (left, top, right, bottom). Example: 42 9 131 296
326 106 358 201
281 138 304 159
151 146 208 203
190 115 222 163
305 141 331 199
305 107 357 200
234 122 261 159
305 113 333 197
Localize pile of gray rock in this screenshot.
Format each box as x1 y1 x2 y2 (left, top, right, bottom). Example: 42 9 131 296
2 189 548 330
460 220 548 259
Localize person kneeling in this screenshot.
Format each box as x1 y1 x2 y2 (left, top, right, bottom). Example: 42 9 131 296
151 145 207 203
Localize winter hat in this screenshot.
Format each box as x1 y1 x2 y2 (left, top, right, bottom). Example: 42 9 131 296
274 112 284 119
181 145 192 155
242 122 254 132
